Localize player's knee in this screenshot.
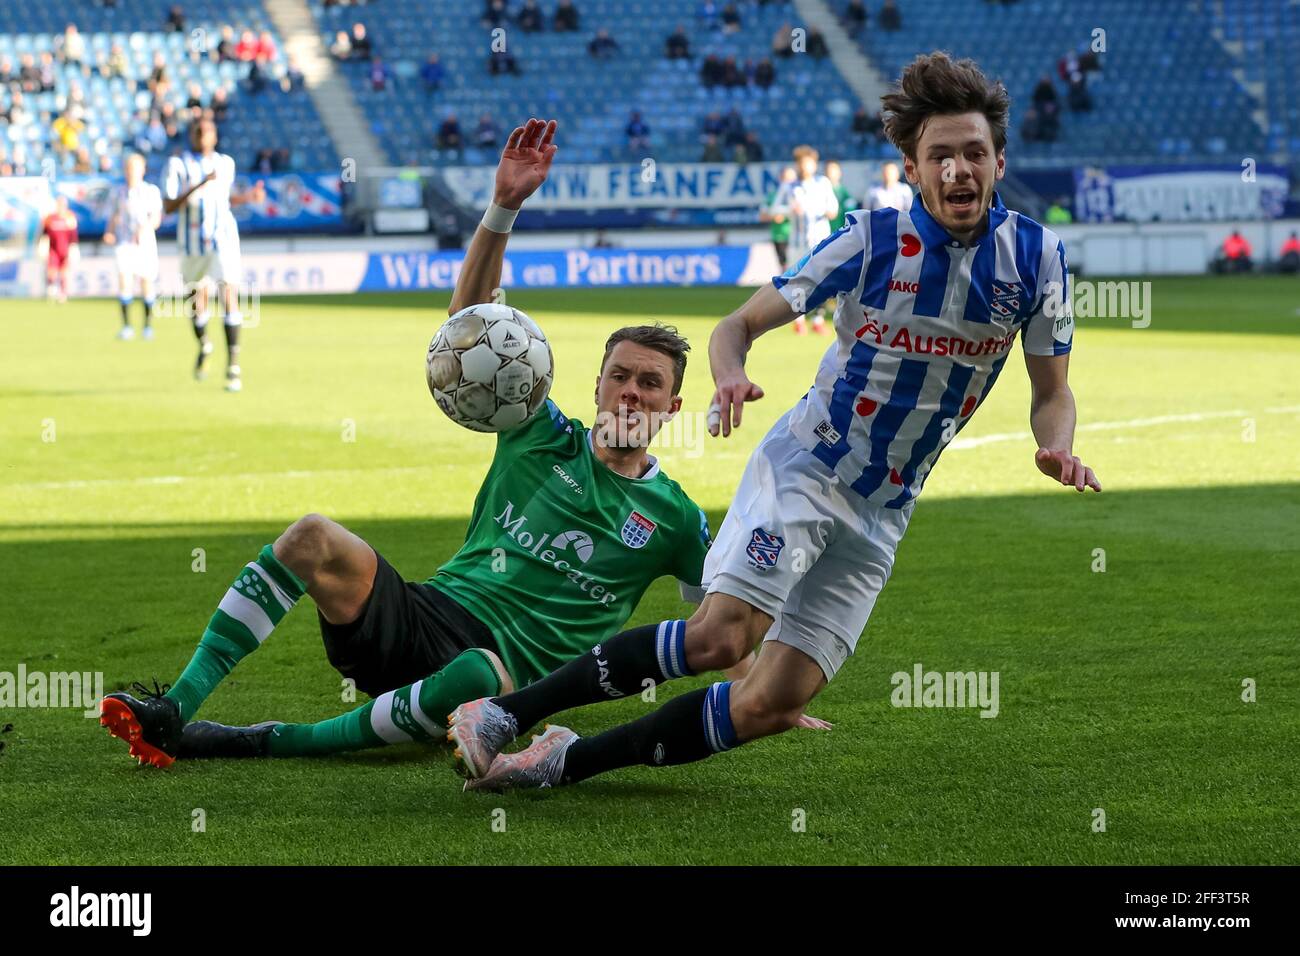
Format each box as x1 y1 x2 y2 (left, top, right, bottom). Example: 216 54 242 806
686 601 763 671
730 688 804 738
275 513 337 578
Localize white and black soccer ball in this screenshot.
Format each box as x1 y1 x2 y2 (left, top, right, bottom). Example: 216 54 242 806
426 302 554 433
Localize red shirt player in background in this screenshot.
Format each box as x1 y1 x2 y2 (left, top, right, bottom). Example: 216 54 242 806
42 194 79 303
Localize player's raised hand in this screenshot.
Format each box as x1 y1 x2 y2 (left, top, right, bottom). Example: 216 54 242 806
494 118 558 210
249 179 267 204
1035 447 1102 492
708 370 765 438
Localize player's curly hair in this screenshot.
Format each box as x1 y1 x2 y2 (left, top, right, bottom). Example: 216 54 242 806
601 324 690 395
881 51 1010 160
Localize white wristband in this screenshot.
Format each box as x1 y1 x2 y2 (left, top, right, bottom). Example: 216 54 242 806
481 201 519 234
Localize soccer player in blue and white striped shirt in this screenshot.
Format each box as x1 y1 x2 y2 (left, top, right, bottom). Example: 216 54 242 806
447 53 1102 790
163 117 265 391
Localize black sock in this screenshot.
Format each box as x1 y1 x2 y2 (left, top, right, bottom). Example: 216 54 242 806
119 298 131 326
143 298 154 328
495 620 690 732
560 682 738 784
192 315 209 343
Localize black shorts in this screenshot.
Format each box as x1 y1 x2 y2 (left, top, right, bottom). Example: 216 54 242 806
318 551 498 697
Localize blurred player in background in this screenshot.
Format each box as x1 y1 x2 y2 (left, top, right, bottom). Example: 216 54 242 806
867 160 914 213
163 116 265 392
776 144 838 335
40 194 78 304
104 153 163 340
825 160 855 233
759 165 796 270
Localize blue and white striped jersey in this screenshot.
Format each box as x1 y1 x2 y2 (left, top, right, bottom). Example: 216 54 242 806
163 150 238 255
109 181 162 244
773 192 1073 509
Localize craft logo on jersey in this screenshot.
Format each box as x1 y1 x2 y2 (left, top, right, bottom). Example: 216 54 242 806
746 528 785 569
621 510 657 549
990 281 1025 319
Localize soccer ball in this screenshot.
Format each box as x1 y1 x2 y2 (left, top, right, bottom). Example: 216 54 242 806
426 302 554 432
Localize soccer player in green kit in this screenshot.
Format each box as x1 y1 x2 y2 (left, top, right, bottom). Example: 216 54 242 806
98 118 749 767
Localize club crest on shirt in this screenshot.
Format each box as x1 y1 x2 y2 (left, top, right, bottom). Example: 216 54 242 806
621 510 657 549
990 281 1025 319
746 528 786 569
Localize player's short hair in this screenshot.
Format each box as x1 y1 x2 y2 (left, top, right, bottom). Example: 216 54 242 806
792 145 819 163
881 51 1010 160
601 324 690 395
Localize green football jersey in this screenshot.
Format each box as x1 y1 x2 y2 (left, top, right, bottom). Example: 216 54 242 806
426 400 711 686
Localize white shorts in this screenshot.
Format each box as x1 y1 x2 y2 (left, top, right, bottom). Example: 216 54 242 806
115 241 159 282
180 241 241 288
702 410 914 681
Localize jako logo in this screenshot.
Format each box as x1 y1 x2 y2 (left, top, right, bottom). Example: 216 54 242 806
50 886 151 936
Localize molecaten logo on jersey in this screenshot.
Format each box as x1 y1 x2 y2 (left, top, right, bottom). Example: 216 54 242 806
746 528 785 569
494 501 618 605
620 510 657 549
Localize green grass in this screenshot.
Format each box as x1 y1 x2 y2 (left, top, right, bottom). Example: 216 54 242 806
2 276 1298 864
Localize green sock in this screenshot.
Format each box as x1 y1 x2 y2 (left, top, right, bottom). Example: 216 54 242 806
266 648 505 757
166 544 306 721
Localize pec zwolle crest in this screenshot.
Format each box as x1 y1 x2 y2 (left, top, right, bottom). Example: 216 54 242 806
621 510 657 549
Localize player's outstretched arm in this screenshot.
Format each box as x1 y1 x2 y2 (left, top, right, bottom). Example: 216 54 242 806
231 179 266 207
448 118 558 316
707 284 798 437
1025 352 1101 492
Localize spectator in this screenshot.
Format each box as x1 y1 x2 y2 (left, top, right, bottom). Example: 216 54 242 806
488 48 520 75
421 53 445 91
700 54 725 88
254 148 274 174
735 131 764 163
106 44 128 78
437 114 464 153
273 147 291 172
1020 107 1042 143
761 166 797 269
1038 100 1059 141
844 0 868 33
351 23 373 60
38 52 57 93
721 55 744 89
216 26 237 62
186 82 205 110
59 24 85 66
330 31 352 61
256 31 277 63
825 160 853 231
73 145 93 174
235 30 259 62
588 29 620 59
481 0 508 28
554 0 580 32
211 86 231 122
18 54 40 93
147 51 169 101
666 25 691 60
754 57 776 89
807 29 829 58
700 134 724 162
1215 230 1254 273
722 107 746 148
475 113 499 148
282 56 305 93
518 0 544 32
1067 73 1091 111
700 110 725 140
879 0 902 30
136 113 168 154
866 161 913 212
369 56 392 91
53 107 85 157
1044 198 1073 224
772 22 795 58
1032 74 1058 110
593 229 614 248
1279 231 1300 274
625 110 650 152
165 5 185 33
0 56 14 87
97 152 113 174
698 1 721 32
721 3 741 34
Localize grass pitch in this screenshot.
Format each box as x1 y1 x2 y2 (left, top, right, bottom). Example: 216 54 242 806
1 276 1297 864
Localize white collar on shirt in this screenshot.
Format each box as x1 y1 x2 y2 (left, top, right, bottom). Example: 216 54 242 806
586 429 660 481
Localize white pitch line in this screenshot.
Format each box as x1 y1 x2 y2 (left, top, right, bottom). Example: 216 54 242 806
949 407 1288 451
